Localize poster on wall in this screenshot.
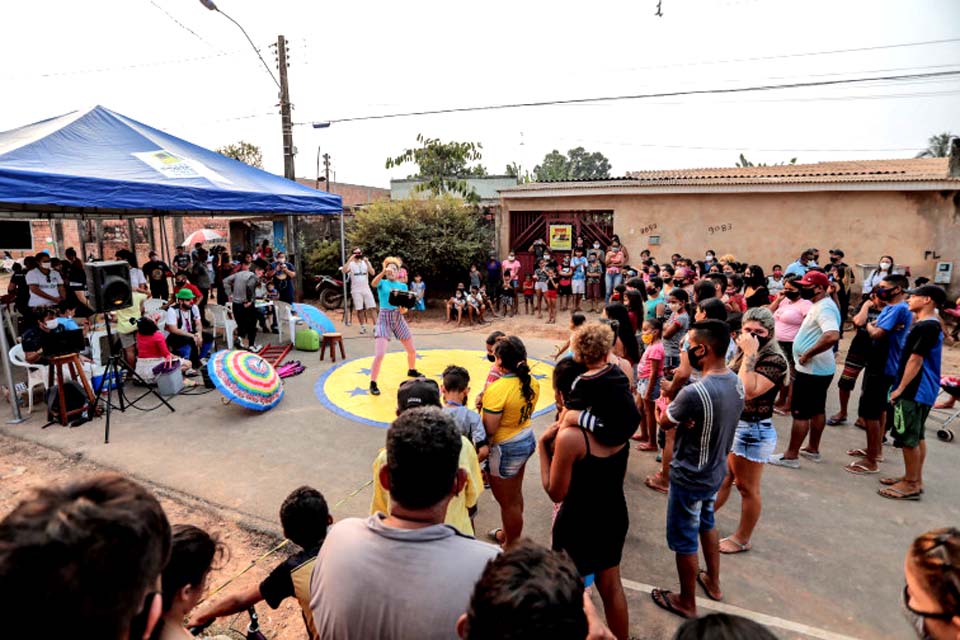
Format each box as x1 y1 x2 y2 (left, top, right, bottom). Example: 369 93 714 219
549 224 573 250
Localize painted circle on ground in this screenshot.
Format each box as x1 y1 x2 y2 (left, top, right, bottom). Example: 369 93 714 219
315 348 556 428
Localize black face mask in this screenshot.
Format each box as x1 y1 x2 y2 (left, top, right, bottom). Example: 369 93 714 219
686 344 705 371
830 256 839 263
487 354 496 363
799 287 816 300
784 290 801 301
747 331 772 349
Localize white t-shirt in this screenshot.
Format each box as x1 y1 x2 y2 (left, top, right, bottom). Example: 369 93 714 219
129 268 147 290
348 259 372 290
793 297 841 376
25 268 63 307
165 305 201 334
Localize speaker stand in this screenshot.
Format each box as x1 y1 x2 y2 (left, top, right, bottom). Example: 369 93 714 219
95 321 175 444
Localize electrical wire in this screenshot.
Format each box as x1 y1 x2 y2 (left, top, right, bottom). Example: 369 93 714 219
300 69 960 126
147 0 214 47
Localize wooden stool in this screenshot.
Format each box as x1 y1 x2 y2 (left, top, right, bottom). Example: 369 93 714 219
46 354 98 426
319 333 346 362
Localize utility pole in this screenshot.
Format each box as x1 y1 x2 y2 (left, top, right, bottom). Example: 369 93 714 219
276 34 303 300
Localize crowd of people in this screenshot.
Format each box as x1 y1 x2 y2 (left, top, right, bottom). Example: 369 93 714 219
1 239 957 639
5 238 296 383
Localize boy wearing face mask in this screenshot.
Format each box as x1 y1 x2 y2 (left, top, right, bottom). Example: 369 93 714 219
662 289 690 375
20 307 63 365
844 275 912 475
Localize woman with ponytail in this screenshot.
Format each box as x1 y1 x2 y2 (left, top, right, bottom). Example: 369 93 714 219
715 307 788 554
482 336 540 547
903 527 960 639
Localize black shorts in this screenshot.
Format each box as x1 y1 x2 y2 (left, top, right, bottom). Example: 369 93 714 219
791 371 833 420
857 372 893 420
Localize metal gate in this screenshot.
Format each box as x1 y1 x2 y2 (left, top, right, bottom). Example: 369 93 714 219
508 210 614 275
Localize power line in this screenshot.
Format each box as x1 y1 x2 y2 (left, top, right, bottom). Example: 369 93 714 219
0 50 252 80
595 36 960 75
301 69 960 125
147 0 214 47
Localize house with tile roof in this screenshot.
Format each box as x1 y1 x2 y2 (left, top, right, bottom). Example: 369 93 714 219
498 147 960 295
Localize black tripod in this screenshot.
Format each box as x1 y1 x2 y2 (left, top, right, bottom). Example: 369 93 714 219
95 321 175 444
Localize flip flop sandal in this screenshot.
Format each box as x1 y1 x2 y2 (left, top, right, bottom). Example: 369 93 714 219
719 537 752 555
826 415 847 426
636 442 658 452
773 407 790 416
650 589 694 619
847 448 884 462
644 476 669 495
844 461 879 475
696 570 724 600
799 450 822 462
878 487 922 500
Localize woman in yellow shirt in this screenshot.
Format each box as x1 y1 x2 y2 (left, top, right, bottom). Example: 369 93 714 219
482 336 539 547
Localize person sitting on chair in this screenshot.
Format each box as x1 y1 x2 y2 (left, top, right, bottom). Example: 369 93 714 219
164 290 212 375
21 306 62 365
135 317 186 384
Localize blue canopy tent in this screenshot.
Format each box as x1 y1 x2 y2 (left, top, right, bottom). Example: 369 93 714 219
0 105 342 423
0 105 341 216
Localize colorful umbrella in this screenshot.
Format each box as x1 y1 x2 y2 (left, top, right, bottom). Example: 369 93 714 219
292 302 336 334
206 350 284 411
182 228 226 247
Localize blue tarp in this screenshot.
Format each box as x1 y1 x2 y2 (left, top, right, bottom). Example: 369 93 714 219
0 105 341 215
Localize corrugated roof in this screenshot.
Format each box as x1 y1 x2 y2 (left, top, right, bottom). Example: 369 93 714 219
503 158 956 191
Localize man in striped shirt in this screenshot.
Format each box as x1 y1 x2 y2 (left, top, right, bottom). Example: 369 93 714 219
651 320 744 619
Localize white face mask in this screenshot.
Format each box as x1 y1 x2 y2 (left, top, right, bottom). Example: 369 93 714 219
668 302 680 312
45 319 59 330
508 255 515 261
880 261 892 270
593 243 600 248
39 261 51 270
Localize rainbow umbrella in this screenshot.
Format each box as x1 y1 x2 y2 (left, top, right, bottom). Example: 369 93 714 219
292 302 336 334
206 350 284 411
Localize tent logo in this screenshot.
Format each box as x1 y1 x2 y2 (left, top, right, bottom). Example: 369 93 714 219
132 150 231 184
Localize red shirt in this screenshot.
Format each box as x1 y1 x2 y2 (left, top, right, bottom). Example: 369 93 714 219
174 282 202 301
136 332 171 359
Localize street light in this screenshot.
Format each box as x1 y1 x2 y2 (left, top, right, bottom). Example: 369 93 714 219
312 122 331 129
198 0 280 91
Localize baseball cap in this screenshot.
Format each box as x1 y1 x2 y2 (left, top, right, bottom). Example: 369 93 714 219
905 284 947 307
829 248 845 257
174 288 196 300
397 378 441 412
795 271 830 289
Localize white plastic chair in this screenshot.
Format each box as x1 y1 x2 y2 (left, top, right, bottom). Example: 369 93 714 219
8 344 47 414
273 301 301 344
87 330 108 366
208 304 236 348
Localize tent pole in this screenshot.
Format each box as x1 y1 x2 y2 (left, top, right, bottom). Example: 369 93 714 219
146 216 156 253
0 307 27 424
340 210 350 326
95 220 104 260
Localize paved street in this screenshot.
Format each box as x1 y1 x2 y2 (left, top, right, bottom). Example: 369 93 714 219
3 324 958 639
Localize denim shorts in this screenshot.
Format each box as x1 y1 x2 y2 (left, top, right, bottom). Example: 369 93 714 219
638 377 661 400
666 482 717 554
535 281 548 293
489 429 536 479
731 419 777 463
663 354 680 371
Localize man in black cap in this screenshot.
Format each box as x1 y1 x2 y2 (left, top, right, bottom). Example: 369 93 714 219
828 248 853 330
879 285 945 501
368 377 484 535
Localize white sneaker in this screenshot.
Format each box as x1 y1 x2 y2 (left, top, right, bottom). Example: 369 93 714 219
768 453 801 469
359 325 367 334
249 344 263 353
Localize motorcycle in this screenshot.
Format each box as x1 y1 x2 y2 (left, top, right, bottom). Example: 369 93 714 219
313 274 345 310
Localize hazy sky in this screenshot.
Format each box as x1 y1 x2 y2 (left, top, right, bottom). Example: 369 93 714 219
1 0 958 187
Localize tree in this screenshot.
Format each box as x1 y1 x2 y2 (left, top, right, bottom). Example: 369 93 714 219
532 147 611 181
348 195 492 288
505 161 533 184
916 132 956 158
386 134 486 202
735 153 797 167
216 141 263 168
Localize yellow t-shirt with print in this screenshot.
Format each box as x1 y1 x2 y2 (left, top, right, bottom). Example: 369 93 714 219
482 374 540 444
370 435 482 536
115 292 148 335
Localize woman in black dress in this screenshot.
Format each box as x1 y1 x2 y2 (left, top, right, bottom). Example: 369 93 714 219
743 264 770 309
540 321 639 640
